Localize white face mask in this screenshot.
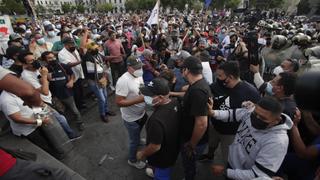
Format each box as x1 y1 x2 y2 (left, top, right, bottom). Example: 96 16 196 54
117 30 123 35
48 31 55 37
144 96 154 106
265 82 274 96
36 38 45 45
92 29 98 34
133 69 143 77
56 24 61 29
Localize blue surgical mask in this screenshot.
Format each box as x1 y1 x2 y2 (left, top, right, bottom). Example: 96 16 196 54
144 96 154 106
265 82 274 96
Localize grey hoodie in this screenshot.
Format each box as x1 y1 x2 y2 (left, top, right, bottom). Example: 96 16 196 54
213 108 293 180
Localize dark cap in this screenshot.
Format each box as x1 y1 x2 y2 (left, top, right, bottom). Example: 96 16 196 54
181 56 203 71
62 37 75 45
44 24 54 31
140 78 170 96
127 56 143 69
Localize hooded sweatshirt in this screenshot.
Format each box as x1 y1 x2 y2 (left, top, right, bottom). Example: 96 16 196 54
212 108 293 180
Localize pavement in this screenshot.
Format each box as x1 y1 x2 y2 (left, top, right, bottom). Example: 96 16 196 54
61 93 225 180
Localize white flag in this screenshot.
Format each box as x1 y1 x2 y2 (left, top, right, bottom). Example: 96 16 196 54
147 0 160 26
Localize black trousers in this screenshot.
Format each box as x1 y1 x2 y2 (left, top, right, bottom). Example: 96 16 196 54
110 61 125 86
73 79 85 108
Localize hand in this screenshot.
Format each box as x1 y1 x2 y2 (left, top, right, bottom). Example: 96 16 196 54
153 70 160 77
272 177 284 180
293 107 301 126
42 116 51 125
66 81 74 88
160 64 168 70
250 64 259 74
183 142 195 159
39 67 48 76
216 55 224 61
315 166 320 180
242 101 255 109
136 150 144 161
211 165 225 176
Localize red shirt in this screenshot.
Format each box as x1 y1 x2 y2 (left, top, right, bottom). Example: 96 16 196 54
0 149 16 176
104 39 123 63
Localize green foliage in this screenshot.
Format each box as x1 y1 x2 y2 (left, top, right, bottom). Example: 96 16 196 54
96 3 114 13
76 4 86 13
191 0 203 11
225 0 241 9
61 3 73 13
35 5 46 14
0 0 26 15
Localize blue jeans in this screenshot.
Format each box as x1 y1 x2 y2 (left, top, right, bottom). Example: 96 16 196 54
123 114 147 162
51 110 75 138
88 80 108 116
154 167 171 180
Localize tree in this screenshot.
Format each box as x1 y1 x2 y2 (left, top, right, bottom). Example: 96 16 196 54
0 0 25 15
76 4 86 13
35 4 46 15
225 0 241 9
96 3 114 13
297 0 310 15
191 0 203 12
61 3 73 13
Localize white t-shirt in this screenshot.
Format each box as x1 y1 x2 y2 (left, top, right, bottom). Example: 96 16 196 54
116 72 146 122
0 91 36 136
201 62 213 85
0 65 10 80
21 69 52 104
58 47 84 82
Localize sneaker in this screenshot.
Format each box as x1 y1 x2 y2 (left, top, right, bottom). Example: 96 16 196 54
197 154 213 162
128 160 146 169
100 115 109 123
106 111 116 116
69 132 82 142
145 167 154 178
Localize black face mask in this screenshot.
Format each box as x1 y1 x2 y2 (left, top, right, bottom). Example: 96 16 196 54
250 112 269 130
217 78 228 88
32 60 42 69
68 47 76 53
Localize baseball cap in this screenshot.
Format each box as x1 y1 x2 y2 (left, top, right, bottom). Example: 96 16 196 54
140 78 170 96
6 46 22 59
9 33 22 41
86 42 99 50
127 56 143 69
174 50 191 61
181 56 203 71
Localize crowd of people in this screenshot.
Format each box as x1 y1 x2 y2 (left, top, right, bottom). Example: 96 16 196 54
0 8 320 180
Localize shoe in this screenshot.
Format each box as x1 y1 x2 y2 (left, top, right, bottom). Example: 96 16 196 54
106 111 116 116
145 167 154 178
69 132 82 142
77 123 85 131
197 154 213 162
100 115 109 123
128 160 146 169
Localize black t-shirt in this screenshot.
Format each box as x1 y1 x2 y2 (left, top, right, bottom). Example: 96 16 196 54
9 64 23 76
48 63 73 99
181 78 212 144
146 98 181 168
212 81 261 134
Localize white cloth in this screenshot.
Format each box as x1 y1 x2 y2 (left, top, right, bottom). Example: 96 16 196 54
201 62 213 85
21 69 52 104
0 65 10 80
116 72 146 122
0 91 36 136
1 58 14 69
58 48 84 82
44 35 60 45
33 42 53 60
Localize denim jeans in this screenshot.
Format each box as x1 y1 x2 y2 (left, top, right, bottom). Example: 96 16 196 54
51 110 75 138
154 167 171 180
123 114 147 162
88 80 108 116
60 96 82 124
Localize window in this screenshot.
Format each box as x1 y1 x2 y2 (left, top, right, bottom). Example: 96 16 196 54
114 0 116 4
119 0 122 3
109 0 111 3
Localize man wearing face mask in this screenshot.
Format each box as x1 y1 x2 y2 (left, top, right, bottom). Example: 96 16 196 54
82 42 116 123
136 78 181 180
209 97 293 180
115 56 147 169
200 61 260 168
42 51 84 131
58 37 85 110
29 33 53 60
44 25 59 44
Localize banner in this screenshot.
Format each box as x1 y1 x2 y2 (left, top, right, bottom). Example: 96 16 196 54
147 0 160 26
0 15 14 54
